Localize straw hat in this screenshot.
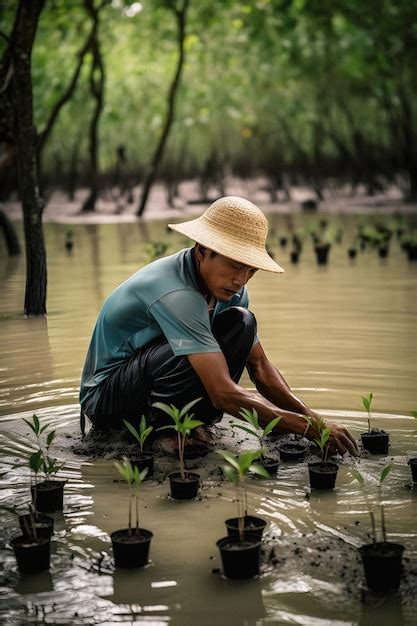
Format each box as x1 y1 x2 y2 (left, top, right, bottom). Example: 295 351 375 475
168 196 284 273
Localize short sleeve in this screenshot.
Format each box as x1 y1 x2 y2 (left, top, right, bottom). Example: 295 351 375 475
148 290 221 356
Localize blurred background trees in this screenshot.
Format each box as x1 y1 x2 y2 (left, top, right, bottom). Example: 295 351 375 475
2 0 417 207
1 0 417 313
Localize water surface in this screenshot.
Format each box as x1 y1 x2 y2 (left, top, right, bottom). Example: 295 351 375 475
1 213 416 624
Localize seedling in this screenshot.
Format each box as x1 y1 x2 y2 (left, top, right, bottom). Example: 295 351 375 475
123 415 153 453
217 449 269 541
153 398 203 481
303 414 330 461
361 392 373 432
114 457 148 536
350 463 393 543
232 408 281 457
23 414 64 481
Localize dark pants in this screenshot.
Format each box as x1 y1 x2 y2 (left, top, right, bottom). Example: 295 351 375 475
81 306 256 433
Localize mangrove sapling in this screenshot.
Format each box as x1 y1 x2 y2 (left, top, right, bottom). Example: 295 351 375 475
153 398 203 499
351 464 404 592
123 415 154 477
359 393 390 454
111 458 153 568
217 449 269 540
216 449 269 579
232 408 281 473
307 416 339 489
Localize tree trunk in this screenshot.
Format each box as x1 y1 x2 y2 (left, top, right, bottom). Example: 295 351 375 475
81 2 105 213
10 0 47 316
137 0 189 217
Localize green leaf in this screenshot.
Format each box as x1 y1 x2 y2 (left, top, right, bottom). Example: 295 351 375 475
350 467 364 485
263 416 281 436
29 450 44 473
23 418 37 435
361 392 373 412
33 414 40 434
238 407 259 429
216 449 240 471
410 411 417 419
380 464 393 484
156 424 176 432
152 402 178 422
178 397 202 418
46 430 56 446
249 463 270 479
139 467 149 482
231 422 259 438
182 417 204 431
39 424 49 435
123 419 141 444
239 449 262 474
221 464 239 484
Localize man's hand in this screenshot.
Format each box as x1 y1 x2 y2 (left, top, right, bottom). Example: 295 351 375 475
328 423 358 457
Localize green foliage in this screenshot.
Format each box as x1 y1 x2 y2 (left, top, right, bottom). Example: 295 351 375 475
410 411 417 420
350 463 394 543
153 398 203 480
232 407 281 454
114 457 148 533
24 414 64 482
361 392 374 432
123 415 153 452
217 448 269 541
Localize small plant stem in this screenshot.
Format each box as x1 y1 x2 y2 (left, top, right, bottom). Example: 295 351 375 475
369 511 377 543
368 412 371 433
238 479 244 542
135 493 139 532
381 504 387 542
323 444 329 464
178 431 185 481
128 488 132 536
244 478 248 517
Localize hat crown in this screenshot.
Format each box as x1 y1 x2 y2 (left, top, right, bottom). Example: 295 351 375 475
203 196 268 247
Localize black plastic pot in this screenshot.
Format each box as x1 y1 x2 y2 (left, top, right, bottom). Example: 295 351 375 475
314 244 331 265
225 515 266 540
359 542 405 592
360 430 390 454
11 535 51 574
217 533 262 579
279 442 307 462
348 247 357 259
378 245 389 259
129 452 154 479
409 458 417 483
32 480 65 512
19 512 54 540
111 528 153 569
168 471 200 499
308 461 339 489
290 250 300 264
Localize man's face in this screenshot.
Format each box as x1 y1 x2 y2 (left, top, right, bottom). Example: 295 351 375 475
196 246 258 301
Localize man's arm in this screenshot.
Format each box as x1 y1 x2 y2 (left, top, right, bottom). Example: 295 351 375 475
187 350 358 456
246 342 317 418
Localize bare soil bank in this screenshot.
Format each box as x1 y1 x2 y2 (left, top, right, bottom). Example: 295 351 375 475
3 179 417 224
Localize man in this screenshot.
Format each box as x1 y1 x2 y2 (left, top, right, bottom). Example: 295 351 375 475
80 196 357 456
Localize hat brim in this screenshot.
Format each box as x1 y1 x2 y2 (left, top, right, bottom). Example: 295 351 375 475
168 218 285 273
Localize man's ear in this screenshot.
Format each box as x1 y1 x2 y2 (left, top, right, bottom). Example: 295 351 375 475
196 244 206 257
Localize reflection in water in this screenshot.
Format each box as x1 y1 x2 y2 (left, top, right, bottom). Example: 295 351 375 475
0 215 416 624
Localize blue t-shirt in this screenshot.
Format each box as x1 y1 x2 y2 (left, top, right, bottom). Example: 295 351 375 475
80 248 251 410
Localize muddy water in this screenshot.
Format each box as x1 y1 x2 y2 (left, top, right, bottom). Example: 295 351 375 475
1 214 417 625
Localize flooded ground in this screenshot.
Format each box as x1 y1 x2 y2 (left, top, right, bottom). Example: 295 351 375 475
1 212 417 624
